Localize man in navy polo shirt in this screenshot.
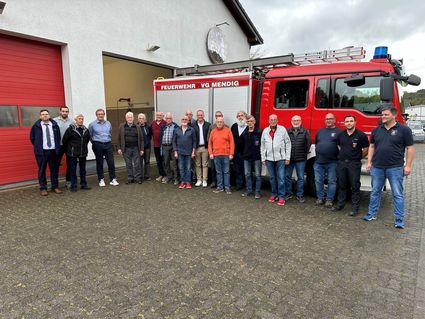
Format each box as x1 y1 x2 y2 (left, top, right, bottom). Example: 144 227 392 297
314 113 342 208
363 104 414 229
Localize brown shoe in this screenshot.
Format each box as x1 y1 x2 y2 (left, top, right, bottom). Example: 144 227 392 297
40 190 48 196
52 188 63 194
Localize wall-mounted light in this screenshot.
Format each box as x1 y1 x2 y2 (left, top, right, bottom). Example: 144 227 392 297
147 44 160 52
215 22 229 27
0 1 6 14
118 97 131 102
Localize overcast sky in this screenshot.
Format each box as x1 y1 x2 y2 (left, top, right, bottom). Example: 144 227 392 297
239 0 425 92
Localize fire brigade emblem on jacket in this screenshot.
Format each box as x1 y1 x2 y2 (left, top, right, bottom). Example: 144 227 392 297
391 130 397 136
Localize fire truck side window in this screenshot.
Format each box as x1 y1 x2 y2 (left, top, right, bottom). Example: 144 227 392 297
275 80 309 109
334 76 382 114
315 79 329 108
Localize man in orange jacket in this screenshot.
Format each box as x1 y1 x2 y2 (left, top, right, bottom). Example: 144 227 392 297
208 117 235 194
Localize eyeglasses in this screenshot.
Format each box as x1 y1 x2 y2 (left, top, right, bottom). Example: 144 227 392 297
181 119 188 121
325 118 335 120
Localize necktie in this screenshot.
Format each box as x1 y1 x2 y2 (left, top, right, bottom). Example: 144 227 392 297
44 124 52 148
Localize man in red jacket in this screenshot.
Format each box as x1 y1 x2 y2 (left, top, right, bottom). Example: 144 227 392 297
208 117 235 194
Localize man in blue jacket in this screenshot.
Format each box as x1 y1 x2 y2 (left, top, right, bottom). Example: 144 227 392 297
30 109 62 196
173 115 196 189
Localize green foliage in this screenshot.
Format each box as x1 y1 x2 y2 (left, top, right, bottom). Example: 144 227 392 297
401 89 425 107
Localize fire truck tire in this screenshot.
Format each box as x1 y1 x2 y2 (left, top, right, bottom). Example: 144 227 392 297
305 160 316 197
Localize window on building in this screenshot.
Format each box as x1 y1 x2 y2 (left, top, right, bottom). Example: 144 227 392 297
0 106 19 128
315 79 330 108
275 80 309 109
21 106 61 127
334 76 382 114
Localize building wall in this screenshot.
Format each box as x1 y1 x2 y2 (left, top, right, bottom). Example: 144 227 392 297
0 0 251 122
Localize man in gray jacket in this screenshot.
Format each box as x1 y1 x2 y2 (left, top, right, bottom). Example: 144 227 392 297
117 112 144 184
261 114 291 206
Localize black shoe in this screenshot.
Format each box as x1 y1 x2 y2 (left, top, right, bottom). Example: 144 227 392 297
70 187 77 192
236 186 244 191
349 211 358 217
80 185 91 190
145 177 151 181
331 205 344 212
296 196 305 203
138 180 143 184
126 180 134 184
210 182 216 189
284 194 293 201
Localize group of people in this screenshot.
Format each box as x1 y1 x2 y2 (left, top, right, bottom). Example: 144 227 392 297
30 103 414 229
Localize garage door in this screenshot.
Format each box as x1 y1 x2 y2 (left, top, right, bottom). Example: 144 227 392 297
0 34 65 185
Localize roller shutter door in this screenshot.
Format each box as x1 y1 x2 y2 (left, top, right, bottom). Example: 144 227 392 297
0 34 65 185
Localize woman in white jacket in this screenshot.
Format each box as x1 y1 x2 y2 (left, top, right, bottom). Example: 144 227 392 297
261 114 291 206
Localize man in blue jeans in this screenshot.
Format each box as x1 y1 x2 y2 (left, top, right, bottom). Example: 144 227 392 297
285 115 311 203
173 115 196 189
314 113 342 208
261 114 291 206
363 105 414 229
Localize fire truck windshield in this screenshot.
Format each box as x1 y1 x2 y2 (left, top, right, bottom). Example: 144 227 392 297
334 76 382 115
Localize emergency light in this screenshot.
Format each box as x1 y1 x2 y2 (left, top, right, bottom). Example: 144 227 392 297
373 46 388 59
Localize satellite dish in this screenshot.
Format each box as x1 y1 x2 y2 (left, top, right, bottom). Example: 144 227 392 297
207 27 227 64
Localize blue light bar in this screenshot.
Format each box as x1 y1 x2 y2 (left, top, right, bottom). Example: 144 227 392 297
373 46 388 59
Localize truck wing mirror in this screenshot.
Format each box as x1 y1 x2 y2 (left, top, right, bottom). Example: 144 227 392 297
407 74 421 86
344 74 365 87
380 78 394 101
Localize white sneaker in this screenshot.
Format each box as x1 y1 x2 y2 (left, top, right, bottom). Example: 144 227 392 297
202 180 208 188
156 176 163 182
99 179 106 187
195 180 202 187
109 178 119 186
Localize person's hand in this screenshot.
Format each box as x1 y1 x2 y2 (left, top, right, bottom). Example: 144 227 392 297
140 150 144 156
118 149 122 156
174 151 178 159
285 160 290 165
366 162 371 173
191 151 195 158
404 165 411 176
210 154 214 160
229 155 234 160
262 161 266 165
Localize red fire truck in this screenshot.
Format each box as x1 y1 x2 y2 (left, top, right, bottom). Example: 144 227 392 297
153 46 421 194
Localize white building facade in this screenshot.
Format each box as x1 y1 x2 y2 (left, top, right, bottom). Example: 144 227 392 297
0 0 262 185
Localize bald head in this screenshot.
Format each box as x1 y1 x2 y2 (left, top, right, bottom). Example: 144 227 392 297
325 113 336 128
291 115 302 128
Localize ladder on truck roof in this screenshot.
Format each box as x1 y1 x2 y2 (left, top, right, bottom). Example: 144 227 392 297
175 46 365 77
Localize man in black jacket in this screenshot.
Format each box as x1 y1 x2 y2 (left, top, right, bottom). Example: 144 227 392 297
137 113 153 181
62 114 91 192
285 115 311 203
230 111 248 190
241 115 262 199
117 112 144 184
193 110 211 187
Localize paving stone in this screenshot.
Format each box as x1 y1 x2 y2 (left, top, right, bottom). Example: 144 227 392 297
0 145 424 318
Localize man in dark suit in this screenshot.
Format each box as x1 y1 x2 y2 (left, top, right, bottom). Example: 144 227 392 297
30 109 62 196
